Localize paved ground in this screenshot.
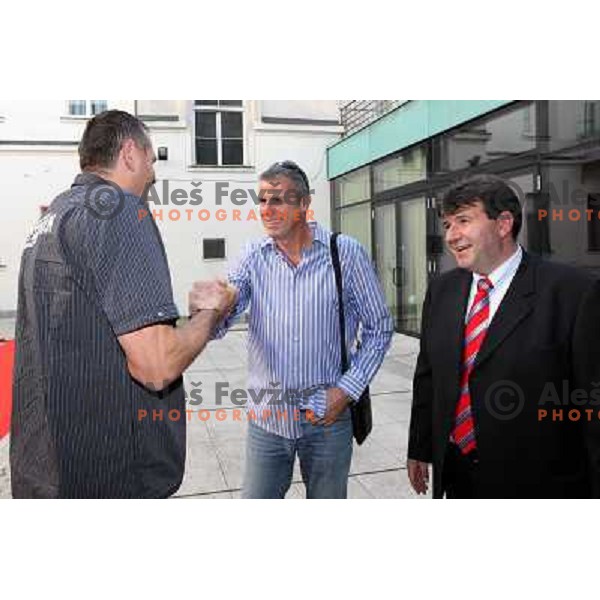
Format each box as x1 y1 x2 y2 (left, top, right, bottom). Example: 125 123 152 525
0 318 428 499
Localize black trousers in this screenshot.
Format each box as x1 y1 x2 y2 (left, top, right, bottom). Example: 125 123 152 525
442 443 480 499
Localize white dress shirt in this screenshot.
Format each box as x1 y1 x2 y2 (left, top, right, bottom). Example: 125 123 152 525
466 245 523 323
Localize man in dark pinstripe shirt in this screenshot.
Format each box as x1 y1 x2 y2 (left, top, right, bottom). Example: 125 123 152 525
10 110 236 498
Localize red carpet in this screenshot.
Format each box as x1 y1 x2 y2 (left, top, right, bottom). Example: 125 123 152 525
0 340 15 439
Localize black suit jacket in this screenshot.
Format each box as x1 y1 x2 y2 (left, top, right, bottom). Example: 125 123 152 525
408 251 600 498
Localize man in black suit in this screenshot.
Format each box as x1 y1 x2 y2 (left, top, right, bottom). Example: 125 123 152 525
407 174 600 498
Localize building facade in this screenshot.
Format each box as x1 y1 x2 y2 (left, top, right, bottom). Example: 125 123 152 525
328 100 600 336
0 100 342 315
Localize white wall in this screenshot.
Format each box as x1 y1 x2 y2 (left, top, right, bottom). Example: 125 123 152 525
0 100 135 141
261 100 340 121
0 100 341 314
0 149 80 311
153 103 340 311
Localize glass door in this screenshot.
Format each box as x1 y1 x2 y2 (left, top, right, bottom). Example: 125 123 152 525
374 197 428 335
398 197 428 335
374 203 398 328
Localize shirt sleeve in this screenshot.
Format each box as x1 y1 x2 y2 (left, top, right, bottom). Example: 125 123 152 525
70 196 179 336
335 238 394 401
212 243 254 340
305 388 328 418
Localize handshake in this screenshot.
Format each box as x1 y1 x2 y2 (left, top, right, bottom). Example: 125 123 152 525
189 279 239 320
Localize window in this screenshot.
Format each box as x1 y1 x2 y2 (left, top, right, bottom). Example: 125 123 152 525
67 100 108 117
334 167 370 208
582 101 600 138
435 103 537 173
339 203 372 257
374 146 427 193
202 238 226 260
194 101 244 166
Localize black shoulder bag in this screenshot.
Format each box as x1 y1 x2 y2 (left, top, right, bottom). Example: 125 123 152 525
330 232 372 445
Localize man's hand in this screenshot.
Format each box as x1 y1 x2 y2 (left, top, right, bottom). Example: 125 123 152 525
309 387 350 426
407 459 430 495
189 279 238 319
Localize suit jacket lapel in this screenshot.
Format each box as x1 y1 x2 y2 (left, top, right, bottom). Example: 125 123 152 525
474 251 537 370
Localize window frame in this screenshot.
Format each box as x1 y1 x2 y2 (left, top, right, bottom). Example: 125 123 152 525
193 101 245 167
66 100 108 118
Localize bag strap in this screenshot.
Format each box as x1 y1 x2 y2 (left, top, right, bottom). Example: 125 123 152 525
330 232 349 373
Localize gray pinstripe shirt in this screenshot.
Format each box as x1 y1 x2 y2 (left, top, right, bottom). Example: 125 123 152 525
10 173 185 498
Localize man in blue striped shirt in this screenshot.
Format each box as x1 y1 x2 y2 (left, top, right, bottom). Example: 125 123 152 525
212 160 394 498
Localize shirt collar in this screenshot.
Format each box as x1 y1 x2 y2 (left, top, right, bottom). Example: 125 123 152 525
473 245 523 289
71 172 107 188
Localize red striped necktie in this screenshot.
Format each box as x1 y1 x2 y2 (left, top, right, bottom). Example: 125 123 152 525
452 276 494 455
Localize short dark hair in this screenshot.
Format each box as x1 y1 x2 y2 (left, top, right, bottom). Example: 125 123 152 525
441 174 522 239
78 110 150 171
259 160 311 199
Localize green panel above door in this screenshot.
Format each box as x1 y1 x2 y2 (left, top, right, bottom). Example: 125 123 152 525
327 100 514 179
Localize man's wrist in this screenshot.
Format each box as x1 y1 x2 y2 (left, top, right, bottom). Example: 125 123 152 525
335 381 359 404
331 387 352 405
190 308 220 328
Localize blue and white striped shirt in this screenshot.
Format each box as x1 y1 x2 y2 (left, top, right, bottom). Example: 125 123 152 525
214 221 394 439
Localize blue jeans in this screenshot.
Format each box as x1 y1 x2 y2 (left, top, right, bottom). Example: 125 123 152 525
242 410 353 499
